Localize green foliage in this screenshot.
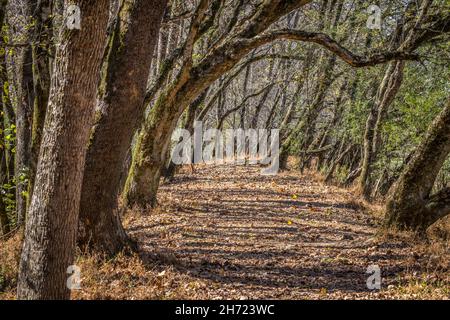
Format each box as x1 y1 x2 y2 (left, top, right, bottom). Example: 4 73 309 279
0 119 15 153
379 62 450 178
0 84 16 229
2 181 16 228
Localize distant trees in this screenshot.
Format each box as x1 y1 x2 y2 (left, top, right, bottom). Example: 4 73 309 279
0 0 53 235
121 0 418 212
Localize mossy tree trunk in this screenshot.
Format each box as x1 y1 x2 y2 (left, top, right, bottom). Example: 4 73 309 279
28 0 52 205
359 61 405 200
0 0 9 235
385 99 450 231
123 91 184 208
78 0 167 255
15 8 34 225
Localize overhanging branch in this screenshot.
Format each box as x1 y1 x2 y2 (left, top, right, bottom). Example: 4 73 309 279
247 29 420 67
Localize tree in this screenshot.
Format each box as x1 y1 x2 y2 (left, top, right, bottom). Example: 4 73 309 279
358 0 448 199
78 0 168 255
385 99 450 231
0 0 8 236
17 0 110 300
14 0 35 225
29 0 52 206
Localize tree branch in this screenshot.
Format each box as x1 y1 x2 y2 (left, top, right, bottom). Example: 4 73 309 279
247 29 420 67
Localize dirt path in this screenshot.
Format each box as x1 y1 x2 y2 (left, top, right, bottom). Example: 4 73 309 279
121 165 447 299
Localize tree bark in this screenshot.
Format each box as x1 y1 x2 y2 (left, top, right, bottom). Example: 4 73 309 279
28 0 52 205
78 0 167 255
385 99 450 231
359 61 404 199
17 0 110 300
0 0 9 235
15 2 35 225
162 89 207 181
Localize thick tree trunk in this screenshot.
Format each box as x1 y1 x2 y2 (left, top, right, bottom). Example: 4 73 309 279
123 92 184 208
385 99 450 231
10 0 52 226
78 0 167 255
17 0 110 300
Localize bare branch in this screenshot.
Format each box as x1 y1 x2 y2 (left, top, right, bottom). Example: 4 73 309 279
247 29 420 67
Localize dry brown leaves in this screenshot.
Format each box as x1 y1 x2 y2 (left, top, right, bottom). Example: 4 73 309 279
1 165 448 300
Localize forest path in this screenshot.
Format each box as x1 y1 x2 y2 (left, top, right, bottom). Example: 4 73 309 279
125 165 433 299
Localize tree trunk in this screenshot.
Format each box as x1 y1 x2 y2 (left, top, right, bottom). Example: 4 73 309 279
0 0 9 235
17 0 110 300
123 92 184 208
0 194 7 235
154 22 168 79
325 143 353 184
15 36 34 226
385 99 450 231
240 61 253 129
359 62 404 199
0 145 8 235
29 0 52 204
0 144 8 235
163 89 206 181
359 94 378 198
78 0 167 255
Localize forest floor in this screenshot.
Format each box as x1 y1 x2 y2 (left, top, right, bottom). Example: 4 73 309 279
1 165 449 299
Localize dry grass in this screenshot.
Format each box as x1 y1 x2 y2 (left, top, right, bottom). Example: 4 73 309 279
387 240 449 299
71 250 210 300
0 230 23 300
